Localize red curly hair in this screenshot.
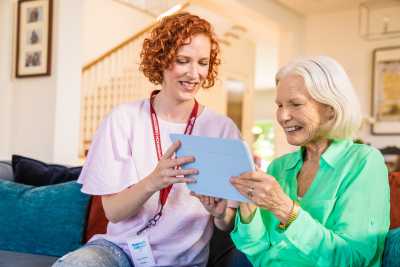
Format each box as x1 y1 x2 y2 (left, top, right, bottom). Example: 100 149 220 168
139 12 220 88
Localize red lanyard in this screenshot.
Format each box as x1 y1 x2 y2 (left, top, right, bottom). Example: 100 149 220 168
137 89 198 235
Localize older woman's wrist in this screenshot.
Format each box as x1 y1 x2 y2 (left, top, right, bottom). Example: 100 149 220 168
273 196 294 224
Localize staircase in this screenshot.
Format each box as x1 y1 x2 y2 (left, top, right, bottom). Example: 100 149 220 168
79 0 253 157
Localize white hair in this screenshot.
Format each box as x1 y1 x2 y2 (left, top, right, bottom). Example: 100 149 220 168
275 56 362 140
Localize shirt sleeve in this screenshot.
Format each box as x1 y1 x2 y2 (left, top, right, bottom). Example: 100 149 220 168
230 161 279 264
77 106 139 195
282 148 390 266
230 208 270 265
221 117 241 140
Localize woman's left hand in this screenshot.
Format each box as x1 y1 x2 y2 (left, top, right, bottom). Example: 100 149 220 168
230 170 293 223
191 192 227 219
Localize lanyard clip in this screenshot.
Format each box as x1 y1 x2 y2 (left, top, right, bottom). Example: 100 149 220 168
136 208 163 236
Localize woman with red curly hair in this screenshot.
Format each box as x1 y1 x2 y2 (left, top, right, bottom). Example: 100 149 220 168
53 12 241 267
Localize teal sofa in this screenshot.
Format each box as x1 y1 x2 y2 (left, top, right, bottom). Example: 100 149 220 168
0 159 251 267
0 158 398 267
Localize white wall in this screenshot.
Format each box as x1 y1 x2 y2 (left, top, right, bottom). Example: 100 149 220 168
82 0 153 64
0 0 13 159
2 0 154 163
187 3 257 143
237 0 305 71
52 0 83 164
237 0 305 156
304 8 400 149
1 0 84 164
254 90 275 121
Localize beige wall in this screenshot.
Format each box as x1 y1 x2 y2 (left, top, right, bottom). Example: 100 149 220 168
1 0 83 164
0 0 13 159
222 37 256 143
1 0 154 163
304 8 400 149
1 0 303 161
82 0 153 64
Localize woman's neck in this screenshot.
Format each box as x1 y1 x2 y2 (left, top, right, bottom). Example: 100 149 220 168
153 90 196 123
304 138 330 162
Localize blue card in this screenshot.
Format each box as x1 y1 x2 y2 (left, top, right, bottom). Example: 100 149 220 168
170 134 255 202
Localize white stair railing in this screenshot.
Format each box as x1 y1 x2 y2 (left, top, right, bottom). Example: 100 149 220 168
80 26 155 157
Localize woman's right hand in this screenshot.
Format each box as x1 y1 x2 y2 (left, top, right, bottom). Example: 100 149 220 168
144 140 198 193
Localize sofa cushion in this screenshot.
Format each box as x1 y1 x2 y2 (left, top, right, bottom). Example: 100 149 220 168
12 155 81 186
0 161 13 181
0 180 90 257
0 250 57 267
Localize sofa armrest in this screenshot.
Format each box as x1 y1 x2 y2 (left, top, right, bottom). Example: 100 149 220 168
0 250 57 267
0 161 13 181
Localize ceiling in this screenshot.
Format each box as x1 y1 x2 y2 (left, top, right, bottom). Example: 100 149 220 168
274 0 378 15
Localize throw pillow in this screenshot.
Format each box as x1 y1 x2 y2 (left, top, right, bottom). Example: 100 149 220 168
12 154 82 186
84 195 108 242
0 180 90 257
389 172 400 229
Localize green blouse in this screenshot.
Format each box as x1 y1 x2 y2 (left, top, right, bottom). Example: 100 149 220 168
231 139 390 267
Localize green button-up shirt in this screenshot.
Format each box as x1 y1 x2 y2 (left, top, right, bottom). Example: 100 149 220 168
231 139 390 267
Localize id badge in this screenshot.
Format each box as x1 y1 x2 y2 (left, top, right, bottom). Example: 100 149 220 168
127 235 156 267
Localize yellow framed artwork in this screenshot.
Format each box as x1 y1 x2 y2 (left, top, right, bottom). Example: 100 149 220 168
371 46 400 135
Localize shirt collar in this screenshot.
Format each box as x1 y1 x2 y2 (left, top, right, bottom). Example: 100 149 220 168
285 148 303 170
321 139 353 168
284 139 353 170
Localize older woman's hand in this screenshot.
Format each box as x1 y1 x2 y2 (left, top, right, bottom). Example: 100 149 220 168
230 170 294 224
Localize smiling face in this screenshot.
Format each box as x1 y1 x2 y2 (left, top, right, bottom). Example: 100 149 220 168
162 34 211 102
275 74 334 147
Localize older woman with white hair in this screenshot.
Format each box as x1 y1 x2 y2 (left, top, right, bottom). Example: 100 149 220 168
230 56 390 267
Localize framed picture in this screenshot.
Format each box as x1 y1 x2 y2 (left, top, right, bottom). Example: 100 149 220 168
371 46 400 135
16 0 53 78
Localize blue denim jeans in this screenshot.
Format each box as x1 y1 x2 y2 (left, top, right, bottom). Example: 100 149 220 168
52 239 134 267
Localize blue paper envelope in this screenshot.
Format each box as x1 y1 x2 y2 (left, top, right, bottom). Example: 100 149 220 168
170 134 255 202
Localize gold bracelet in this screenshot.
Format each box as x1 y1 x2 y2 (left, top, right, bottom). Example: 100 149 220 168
278 200 299 230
